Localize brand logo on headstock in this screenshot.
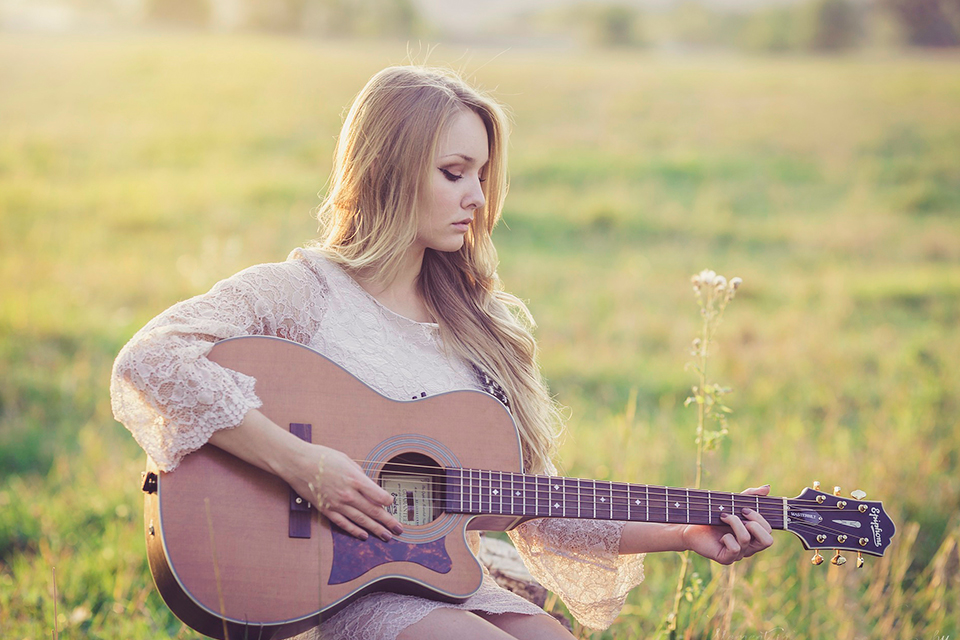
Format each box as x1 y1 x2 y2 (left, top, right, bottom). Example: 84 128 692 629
788 510 823 525
870 507 882 546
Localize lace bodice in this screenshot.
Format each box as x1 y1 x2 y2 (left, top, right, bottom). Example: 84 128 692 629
110 248 644 634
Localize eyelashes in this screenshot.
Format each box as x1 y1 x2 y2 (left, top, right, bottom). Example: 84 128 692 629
439 168 487 183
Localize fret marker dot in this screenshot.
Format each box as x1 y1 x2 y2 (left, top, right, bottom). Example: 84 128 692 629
600 497 606 502
492 489 498 496
675 502 681 508
718 505 725 511
515 491 521 496
553 484 560 490
553 503 560 509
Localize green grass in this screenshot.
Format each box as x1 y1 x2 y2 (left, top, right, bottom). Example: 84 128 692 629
1 32 958 638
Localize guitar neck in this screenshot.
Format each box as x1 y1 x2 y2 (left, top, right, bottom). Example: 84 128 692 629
444 468 787 529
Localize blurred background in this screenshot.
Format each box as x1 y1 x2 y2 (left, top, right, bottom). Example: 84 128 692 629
1 0 958 638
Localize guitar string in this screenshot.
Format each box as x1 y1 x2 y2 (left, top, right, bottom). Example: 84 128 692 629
350 487 870 535
339 462 848 510
340 457 857 508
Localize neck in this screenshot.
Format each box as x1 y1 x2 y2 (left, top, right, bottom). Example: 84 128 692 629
444 468 787 529
355 246 432 323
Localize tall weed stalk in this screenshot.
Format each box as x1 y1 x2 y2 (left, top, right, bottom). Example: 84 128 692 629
666 270 741 638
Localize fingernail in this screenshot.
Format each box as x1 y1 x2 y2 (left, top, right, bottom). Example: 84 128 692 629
720 512 730 520
392 524 404 535
359 532 369 541
380 532 392 543
762 484 771 489
742 508 752 516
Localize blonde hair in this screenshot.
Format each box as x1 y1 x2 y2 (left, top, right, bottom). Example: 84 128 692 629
313 66 561 474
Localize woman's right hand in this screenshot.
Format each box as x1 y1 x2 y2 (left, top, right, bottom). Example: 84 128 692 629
283 442 404 542
209 409 403 543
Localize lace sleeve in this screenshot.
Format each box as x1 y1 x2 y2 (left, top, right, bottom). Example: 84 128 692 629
508 518 644 630
110 259 327 471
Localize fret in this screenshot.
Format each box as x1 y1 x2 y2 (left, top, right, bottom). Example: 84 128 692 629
482 471 491 514
714 491 734 521
537 476 551 517
627 484 647 522
597 480 613 520
708 491 712 525
611 482 629 520
496 471 504 515
451 468 462 514
646 485 650 522
688 489 712 525
548 477 560 517
666 487 686 523
579 480 596 520
508 472 516 516
523 474 536 516
648 486 667 523
562 478 578 519
592 480 597 520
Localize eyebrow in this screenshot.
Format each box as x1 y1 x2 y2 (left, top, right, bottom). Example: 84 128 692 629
440 153 486 164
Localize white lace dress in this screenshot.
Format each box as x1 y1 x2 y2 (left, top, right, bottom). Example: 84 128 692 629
111 248 645 638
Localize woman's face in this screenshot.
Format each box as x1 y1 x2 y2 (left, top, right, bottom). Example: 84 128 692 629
415 108 489 254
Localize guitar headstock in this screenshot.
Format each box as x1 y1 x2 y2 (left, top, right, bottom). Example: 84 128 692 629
785 482 896 567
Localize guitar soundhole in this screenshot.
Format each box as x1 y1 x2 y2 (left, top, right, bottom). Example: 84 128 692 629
379 453 444 527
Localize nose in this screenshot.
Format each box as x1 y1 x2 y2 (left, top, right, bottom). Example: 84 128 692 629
463 177 485 211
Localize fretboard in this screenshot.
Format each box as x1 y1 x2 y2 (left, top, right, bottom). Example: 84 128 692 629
444 468 786 529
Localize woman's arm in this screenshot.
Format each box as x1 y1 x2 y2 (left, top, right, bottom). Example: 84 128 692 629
619 485 774 563
208 408 404 542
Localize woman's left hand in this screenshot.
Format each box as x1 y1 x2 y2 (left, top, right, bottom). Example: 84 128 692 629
682 485 775 565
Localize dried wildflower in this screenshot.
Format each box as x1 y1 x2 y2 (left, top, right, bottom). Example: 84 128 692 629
670 268 744 634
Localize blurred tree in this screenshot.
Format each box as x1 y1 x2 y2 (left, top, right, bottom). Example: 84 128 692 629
808 0 863 50
245 0 422 37
245 0 305 32
561 3 645 48
882 0 960 46
146 0 211 27
737 5 804 52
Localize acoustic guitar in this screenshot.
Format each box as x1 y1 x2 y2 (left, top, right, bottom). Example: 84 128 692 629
140 336 896 640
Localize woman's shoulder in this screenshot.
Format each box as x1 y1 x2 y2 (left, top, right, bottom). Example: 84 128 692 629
206 248 334 294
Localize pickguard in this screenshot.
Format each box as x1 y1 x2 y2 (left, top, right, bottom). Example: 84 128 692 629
328 526 452 585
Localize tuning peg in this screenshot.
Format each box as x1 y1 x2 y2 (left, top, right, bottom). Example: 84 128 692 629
813 480 821 490
812 550 824 565
856 552 864 569
833 486 842 497
831 550 846 566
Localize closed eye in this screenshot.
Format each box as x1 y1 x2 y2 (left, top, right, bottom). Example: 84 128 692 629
440 168 462 182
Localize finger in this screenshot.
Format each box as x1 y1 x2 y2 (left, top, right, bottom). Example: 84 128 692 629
720 533 741 559
324 510 369 541
359 494 405 535
721 512 752 548
742 519 774 550
357 477 397 507
741 484 771 496
741 507 773 535
341 504 395 542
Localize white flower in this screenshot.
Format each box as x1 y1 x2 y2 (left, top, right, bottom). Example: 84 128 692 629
698 269 716 287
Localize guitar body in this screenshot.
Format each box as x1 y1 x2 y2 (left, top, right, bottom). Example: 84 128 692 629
144 336 526 640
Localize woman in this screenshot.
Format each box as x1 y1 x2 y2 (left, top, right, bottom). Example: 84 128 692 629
111 66 773 640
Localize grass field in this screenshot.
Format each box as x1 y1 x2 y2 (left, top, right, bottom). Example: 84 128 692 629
1 32 958 639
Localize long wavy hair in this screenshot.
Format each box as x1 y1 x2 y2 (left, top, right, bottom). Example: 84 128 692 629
312 66 561 474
